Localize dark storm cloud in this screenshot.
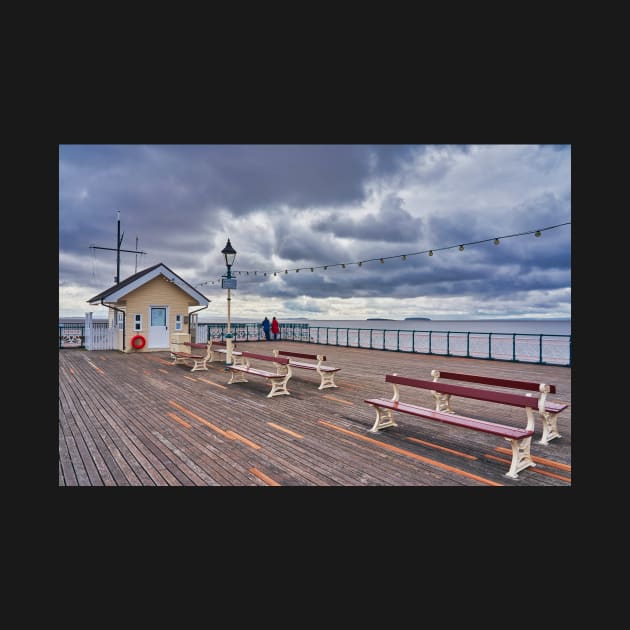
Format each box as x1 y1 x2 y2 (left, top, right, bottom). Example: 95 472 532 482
60 144 422 256
59 144 571 319
243 218 570 304
312 194 424 242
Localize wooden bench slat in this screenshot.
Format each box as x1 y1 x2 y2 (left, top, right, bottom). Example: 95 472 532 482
287 361 339 372
435 370 557 394
273 349 340 389
203 340 241 363
545 402 568 413
170 342 212 372
230 366 277 378
242 351 289 364
387 374 540 409
364 398 533 439
227 351 292 397
365 373 543 479
185 342 208 350
288 361 318 370
278 350 326 361
429 370 568 445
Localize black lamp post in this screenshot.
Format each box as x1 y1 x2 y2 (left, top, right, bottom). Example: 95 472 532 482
221 238 237 365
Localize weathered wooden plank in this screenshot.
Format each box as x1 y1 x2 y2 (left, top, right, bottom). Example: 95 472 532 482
61 359 173 486
62 358 160 485
58 420 79 486
58 342 571 486
72 358 257 486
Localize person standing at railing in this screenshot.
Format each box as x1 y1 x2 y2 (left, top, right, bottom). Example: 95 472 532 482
261 316 271 341
271 316 280 340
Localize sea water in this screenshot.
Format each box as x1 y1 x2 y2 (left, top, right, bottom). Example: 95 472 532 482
284 318 571 366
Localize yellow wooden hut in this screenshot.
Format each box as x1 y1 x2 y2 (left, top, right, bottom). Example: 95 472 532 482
87 263 210 352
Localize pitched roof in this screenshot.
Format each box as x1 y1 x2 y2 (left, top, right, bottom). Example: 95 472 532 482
87 263 210 306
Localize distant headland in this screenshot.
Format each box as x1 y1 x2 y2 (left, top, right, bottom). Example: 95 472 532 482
405 317 431 320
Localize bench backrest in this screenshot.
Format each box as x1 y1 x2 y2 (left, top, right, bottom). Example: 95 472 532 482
242 351 289 364
210 340 232 347
385 374 540 409
277 350 324 361
431 370 556 394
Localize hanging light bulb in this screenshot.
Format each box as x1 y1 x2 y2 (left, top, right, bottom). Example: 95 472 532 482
401 255 407 261
459 245 464 251
428 250 433 256
535 230 541 237
494 238 500 245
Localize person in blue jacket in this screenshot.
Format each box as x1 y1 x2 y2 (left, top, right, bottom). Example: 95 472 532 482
261 316 271 341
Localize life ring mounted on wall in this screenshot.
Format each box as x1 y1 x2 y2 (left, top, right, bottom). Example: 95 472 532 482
130 334 146 350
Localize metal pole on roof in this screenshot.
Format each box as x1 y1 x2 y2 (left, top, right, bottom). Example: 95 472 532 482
89 212 146 284
116 211 122 283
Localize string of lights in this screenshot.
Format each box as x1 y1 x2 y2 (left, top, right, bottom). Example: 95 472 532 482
196 221 570 288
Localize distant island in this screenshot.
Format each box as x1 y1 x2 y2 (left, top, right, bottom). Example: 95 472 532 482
405 317 431 320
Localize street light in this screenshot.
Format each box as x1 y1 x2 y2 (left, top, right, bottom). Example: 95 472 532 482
221 238 237 366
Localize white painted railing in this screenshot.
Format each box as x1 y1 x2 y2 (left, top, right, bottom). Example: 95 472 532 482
85 326 119 350
84 313 121 350
195 325 208 344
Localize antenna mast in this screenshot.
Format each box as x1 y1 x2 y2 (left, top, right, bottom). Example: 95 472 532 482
90 211 147 283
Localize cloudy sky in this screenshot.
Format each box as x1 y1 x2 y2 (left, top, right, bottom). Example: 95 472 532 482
59 144 571 321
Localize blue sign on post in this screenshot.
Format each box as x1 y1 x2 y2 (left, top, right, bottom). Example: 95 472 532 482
222 278 237 289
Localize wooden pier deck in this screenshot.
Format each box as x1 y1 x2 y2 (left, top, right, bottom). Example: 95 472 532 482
58 341 571 487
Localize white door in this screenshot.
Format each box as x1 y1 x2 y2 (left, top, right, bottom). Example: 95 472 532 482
148 306 169 348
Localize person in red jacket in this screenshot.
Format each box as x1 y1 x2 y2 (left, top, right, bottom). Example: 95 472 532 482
271 316 280 340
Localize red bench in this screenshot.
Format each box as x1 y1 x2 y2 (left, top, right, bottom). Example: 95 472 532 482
365 374 537 479
207 339 242 363
430 369 568 445
227 351 292 398
272 349 340 389
170 342 212 372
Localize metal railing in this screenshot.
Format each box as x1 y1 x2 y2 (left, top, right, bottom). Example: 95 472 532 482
59 322 117 349
198 323 570 366
306 326 571 366
60 321 571 366
59 323 86 348
197 322 310 343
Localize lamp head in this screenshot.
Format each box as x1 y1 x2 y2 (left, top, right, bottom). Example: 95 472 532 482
221 238 237 267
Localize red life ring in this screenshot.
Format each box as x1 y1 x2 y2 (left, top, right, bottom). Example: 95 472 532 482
130 334 146 350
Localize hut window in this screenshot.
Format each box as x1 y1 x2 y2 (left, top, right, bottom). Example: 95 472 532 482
134 314 142 331
175 314 183 331
116 311 124 329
